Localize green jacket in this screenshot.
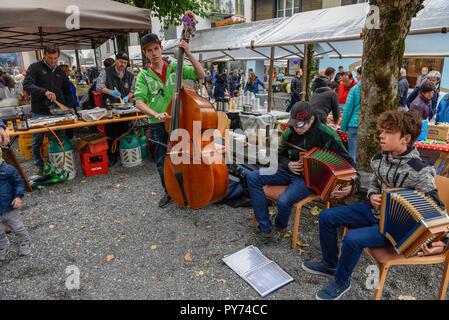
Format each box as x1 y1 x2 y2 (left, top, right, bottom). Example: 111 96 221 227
134 62 199 124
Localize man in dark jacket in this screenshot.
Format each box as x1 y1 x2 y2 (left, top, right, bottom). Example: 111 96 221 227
227 69 239 97
246 102 358 244
406 70 440 116
398 68 409 110
311 81 340 125
286 69 303 112
312 67 335 93
23 45 75 173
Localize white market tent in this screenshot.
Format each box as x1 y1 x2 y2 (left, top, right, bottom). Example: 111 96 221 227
162 0 449 62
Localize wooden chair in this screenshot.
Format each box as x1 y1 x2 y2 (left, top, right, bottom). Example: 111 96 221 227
344 175 449 300
252 185 329 248
215 112 232 160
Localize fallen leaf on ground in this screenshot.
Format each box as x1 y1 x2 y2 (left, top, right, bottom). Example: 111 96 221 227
297 239 310 247
205 225 212 229
65 188 72 193
116 233 129 239
195 222 201 227
203 260 209 267
174 239 183 243
75 242 80 246
306 274 312 280
49 190 54 194
153 276 159 280
184 252 192 262
151 245 157 250
106 254 115 262
33 214 39 219
398 295 416 300
196 270 204 276
220 279 226 283
268 209 277 217
49 225 55 229
79 225 85 230
151 192 157 196
120 175 128 179
250 297 255 300
297 248 304 255
80 180 87 183
314 220 319 224
310 206 322 216
284 231 292 238
113 184 120 189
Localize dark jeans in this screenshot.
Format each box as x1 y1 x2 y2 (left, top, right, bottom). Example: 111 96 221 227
149 122 168 192
286 94 300 112
246 167 313 231
318 203 389 286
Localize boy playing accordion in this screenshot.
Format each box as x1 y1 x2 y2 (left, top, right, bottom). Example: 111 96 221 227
302 110 447 300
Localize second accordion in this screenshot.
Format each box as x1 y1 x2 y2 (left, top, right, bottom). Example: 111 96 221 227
380 188 449 257
302 147 358 202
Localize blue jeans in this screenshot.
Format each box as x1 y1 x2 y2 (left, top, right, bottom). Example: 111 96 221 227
347 127 358 164
149 122 168 192
286 94 300 113
318 203 390 286
31 113 65 169
246 167 313 231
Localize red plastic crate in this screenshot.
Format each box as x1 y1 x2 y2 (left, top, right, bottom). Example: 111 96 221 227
79 150 108 177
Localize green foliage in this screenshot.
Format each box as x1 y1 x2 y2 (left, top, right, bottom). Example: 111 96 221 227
115 0 217 29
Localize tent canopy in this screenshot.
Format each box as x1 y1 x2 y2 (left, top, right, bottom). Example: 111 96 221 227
163 0 449 62
0 0 151 53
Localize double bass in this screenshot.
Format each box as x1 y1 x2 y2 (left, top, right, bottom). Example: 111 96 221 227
163 12 229 209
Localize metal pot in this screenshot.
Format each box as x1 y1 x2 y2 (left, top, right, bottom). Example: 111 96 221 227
243 104 253 112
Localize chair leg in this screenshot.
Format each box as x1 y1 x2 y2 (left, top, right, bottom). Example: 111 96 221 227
252 211 257 228
373 264 389 300
438 262 449 300
291 204 302 249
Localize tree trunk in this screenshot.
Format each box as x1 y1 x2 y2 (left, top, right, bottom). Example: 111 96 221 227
301 44 314 102
357 0 424 171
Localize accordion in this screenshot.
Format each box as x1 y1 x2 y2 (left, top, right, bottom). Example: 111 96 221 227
379 188 449 257
302 147 358 202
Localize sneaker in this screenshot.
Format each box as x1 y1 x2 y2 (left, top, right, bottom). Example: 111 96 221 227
316 281 351 300
0 247 9 261
301 261 336 278
19 242 31 256
158 193 172 208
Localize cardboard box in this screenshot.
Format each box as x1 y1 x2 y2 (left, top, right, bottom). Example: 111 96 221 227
73 134 109 154
427 123 449 141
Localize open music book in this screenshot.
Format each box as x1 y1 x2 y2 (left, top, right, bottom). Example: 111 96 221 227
223 245 294 297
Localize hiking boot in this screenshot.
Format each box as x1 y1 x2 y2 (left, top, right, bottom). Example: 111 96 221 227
316 280 351 300
301 261 336 278
18 242 31 256
254 226 285 245
0 247 9 261
158 193 172 208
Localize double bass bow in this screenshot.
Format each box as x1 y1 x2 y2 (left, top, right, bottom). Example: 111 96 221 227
163 12 229 209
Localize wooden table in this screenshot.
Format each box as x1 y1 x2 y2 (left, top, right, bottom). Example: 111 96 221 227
2 113 148 191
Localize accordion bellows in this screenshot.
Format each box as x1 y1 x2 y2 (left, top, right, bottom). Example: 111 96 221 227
380 188 449 257
302 147 358 202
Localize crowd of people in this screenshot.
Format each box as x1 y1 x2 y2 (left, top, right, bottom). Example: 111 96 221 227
0 38 448 301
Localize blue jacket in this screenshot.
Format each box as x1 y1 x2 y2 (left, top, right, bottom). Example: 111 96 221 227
244 77 266 94
340 81 361 132
436 93 449 123
0 161 25 214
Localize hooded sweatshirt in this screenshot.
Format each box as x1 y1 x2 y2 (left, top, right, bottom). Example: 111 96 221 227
367 147 445 218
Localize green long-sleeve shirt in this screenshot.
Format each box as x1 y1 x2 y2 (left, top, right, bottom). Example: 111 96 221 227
134 62 199 124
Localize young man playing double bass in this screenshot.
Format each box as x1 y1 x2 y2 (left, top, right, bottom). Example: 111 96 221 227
135 33 205 208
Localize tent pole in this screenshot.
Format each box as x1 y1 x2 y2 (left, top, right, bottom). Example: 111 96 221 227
75 49 81 80
301 44 310 101
267 46 275 112
91 40 99 68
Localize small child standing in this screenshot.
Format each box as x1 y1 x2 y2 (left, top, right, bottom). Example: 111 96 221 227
0 147 30 260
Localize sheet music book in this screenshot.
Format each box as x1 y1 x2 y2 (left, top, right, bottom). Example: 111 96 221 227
223 245 294 297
